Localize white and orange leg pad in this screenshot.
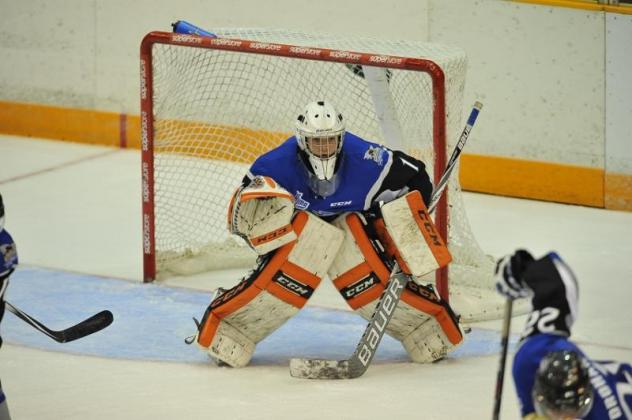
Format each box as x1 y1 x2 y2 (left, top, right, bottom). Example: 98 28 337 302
196 211 344 367
227 175 297 255
328 212 463 363
377 190 452 278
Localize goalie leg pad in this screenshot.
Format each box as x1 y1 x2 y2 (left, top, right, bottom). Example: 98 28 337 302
328 212 462 363
377 190 452 277
197 211 344 367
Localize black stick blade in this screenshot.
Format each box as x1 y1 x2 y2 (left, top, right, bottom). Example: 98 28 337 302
58 310 114 343
6 302 114 344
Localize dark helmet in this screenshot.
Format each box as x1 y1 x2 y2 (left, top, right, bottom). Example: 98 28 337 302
533 350 594 419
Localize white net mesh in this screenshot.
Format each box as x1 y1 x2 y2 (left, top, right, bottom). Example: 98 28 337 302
146 28 505 321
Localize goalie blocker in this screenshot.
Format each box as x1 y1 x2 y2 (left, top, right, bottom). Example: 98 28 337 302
328 190 463 362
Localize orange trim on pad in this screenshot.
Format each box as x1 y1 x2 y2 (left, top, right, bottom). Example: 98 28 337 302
345 214 391 283
2 101 631 211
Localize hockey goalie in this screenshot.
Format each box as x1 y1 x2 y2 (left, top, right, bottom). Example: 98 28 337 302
190 100 463 368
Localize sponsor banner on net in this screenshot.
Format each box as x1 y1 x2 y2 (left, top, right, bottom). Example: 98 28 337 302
249 42 283 51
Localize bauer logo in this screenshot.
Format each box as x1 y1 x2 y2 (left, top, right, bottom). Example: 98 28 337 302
329 51 362 61
357 277 405 366
289 46 321 56
141 111 148 152
369 55 403 65
172 34 202 44
250 42 282 51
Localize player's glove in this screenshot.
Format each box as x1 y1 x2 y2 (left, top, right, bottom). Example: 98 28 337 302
494 249 534 300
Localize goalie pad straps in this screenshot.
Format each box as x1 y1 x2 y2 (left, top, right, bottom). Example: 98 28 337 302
328 212 462 363
376 190 452 277
197 211 344 367
227 175 297 255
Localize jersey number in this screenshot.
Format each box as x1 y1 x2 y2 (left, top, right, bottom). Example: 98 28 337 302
522 307 560 337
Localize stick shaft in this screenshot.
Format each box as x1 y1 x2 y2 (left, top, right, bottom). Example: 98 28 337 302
428 101 483 214
492 298 513 420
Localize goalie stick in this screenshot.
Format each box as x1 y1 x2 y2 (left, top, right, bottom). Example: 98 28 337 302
289 102 483 379
428 101 483 214
6 301 113 343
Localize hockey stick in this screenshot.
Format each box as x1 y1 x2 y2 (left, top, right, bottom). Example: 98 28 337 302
289 103 483 379
6 301 113 343
492 298 513 420
428 101 483 214
290 266 407 379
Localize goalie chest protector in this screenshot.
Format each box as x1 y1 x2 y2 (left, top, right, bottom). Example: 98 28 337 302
248 133 393 217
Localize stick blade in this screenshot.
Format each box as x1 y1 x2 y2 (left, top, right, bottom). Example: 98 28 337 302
289 358 354 379
59 310 114 343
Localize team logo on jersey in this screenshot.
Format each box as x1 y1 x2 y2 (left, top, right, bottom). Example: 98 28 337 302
294 191 310 210
363 146 385 166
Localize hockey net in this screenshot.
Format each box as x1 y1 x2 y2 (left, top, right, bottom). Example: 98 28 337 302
141 29 504 322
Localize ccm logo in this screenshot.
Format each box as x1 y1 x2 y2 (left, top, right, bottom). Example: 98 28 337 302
330 200 352 208
416 210 442 246
251 225 292 246
342 275 378 299
357 276 405 366
274 274 313 298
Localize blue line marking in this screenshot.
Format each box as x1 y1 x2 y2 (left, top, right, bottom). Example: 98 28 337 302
3 267 518 364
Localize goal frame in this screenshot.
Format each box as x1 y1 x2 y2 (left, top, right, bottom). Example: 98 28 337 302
140 31 450 300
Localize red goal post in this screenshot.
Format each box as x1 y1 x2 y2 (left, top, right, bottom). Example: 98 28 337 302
140 29 501 321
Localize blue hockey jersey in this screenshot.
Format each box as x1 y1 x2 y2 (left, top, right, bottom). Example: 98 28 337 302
0 229 18 277
246 132 433 217
513 333 632 419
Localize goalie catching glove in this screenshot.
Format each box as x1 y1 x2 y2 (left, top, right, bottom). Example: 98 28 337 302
228 176 297 255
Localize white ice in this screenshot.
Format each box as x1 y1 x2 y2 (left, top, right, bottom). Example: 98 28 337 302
0 134 630 420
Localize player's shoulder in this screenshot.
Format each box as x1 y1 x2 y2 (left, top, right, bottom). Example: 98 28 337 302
344 132 391 165
515 334 583 368
0 229 15 245
252 137 298 168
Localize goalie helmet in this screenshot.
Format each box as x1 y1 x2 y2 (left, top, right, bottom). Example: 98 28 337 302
532 350 594 419
295 101 345 197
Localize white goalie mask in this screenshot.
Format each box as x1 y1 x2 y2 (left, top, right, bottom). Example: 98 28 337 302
295 101 345 197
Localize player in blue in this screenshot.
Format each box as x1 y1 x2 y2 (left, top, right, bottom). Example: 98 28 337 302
0 193 17 420
495 250 632 419
190 100 463 367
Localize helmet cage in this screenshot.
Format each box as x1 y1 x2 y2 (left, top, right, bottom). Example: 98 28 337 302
295 101 345 196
